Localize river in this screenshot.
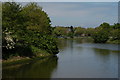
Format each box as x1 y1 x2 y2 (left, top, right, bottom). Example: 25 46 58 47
3 38 120 78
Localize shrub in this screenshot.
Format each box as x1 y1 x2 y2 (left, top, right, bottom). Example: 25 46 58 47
92 29 109 43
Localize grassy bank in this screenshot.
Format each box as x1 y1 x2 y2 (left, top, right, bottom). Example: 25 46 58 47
3 54 55 69
107 40 120 44
57 37 120 44
3 45 56 67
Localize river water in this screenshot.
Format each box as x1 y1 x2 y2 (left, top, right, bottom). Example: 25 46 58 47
3 38 120 78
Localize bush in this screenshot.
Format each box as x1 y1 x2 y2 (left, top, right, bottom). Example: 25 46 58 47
2 2 59 60
30 46 51 57
111 29 120 40
92 30 109 43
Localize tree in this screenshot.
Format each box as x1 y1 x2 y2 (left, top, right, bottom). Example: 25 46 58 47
112 23 120 29
2 2 23 49
74 27 86 37
92 29 109 43
111 29 120 40
99 22 110 29
2 2 29 59
20 2 58 54
91 23 110 43
110 23 120 41
85 28 94 36
2 2 59 59
53 26 68 37
69 26 74 38
22 3 51 34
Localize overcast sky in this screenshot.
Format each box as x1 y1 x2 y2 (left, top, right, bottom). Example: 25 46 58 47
20 2 118 28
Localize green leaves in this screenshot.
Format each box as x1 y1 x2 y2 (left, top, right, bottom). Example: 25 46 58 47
92 30 109 43
91 22 110 43
53 27 68 37
22 3 51 34
74 27 86 36
2 2 59 59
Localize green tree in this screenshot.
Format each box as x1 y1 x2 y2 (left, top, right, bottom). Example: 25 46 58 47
2 2 59 59
91 22 110 43
112 23 120 29
22 3 51 34
74 27 86 37
92 29 109 43
85 28 94 36
111 29 120 40
68 26 74 38
20 2 59 55
53 26 68 37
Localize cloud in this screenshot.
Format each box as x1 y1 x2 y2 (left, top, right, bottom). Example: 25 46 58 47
36 2 117 27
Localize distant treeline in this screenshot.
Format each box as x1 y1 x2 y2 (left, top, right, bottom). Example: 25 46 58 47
2 2 59 59
52 23 120 43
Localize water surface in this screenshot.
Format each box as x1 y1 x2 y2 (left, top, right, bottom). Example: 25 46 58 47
3 38 119 78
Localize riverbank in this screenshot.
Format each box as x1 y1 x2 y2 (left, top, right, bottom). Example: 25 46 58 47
58 37 120 44
2 46 56 66
3 54 56 69
3 37 119 78
57 36 92 40
3 37 119 66
107 40 120 44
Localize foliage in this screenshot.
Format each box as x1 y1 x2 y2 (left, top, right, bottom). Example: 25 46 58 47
85 28 94 36
74 27 86 36
92 29 109 43
67 31 74 38
91 23 110 43
110 29 120 40
112 23 120 29
21 3 51 34
69 26 74 38
110 23 120 40
53 26 68 37
30 45 51 57
2 2 59 59
2 29 15 49
53 22 119 43
53 26 75 38
91 22 120 43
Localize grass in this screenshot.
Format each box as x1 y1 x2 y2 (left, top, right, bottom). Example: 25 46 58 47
3 46 55 67
2 55 55 69
107 40 120 44
31 45 51 57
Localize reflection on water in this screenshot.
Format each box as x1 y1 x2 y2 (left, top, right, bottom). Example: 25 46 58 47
52 38 119 78
94 48 111 56
3 38 119 78
3 56 58 78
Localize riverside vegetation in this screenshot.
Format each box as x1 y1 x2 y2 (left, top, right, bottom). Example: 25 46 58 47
53 23 120 44
2 2 120 61
2 2 59 60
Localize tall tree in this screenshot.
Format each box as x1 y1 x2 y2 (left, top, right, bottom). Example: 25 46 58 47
92 22 110 43
22 3 51 34
69 26 74 38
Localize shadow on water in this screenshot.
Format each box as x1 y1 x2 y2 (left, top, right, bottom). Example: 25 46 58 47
53 38 119 78
2 56 58 79
93 48 111 56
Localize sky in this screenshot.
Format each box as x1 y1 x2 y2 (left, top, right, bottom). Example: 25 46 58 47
35 2 118 28
2 0 120 2
6 2 119 28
